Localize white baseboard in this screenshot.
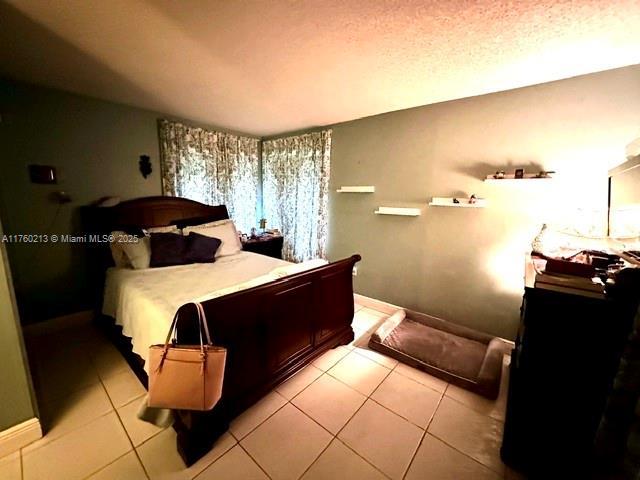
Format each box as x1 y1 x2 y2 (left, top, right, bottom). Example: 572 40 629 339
23 310 94 336
354 293 402 315
354 293 515 346
0 418 42 457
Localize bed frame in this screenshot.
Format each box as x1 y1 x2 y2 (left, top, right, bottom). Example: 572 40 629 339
84 196 360 465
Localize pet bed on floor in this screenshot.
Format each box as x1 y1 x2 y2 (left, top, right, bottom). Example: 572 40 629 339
369 309 508 399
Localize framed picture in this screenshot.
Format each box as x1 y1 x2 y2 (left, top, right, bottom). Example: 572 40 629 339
515 168 524 179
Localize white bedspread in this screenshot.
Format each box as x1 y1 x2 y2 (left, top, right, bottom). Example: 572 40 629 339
102 251 327 369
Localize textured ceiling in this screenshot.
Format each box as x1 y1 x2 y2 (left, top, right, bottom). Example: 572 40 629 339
1 0 640 136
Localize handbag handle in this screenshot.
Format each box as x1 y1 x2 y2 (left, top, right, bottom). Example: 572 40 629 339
158 302 212 370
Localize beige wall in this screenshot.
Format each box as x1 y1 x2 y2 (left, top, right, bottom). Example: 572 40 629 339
0 218 36 431
327 65 640 339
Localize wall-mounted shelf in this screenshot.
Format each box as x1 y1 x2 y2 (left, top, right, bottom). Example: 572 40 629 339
374 207 421 216
336 186 375 193
484 173 553 183
429 197 486 208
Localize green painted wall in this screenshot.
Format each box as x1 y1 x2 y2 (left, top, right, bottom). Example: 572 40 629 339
325 65 640 339
0 80 164 321
0 80 254 322
2 66 639 338
0 217 36 431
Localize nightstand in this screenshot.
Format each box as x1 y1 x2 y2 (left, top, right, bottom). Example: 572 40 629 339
241 234 284 259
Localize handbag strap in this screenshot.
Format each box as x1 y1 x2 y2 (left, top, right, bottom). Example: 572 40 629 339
161 302 213 358
195 302 213 345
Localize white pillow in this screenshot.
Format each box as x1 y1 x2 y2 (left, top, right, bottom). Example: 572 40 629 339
109 232 151 270
122 236 151 269
183 219 242 257
109 231 131 268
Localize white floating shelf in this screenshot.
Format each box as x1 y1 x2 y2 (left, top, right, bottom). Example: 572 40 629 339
336 186 375 193
484 173 553 183
374 207 421 216
429 197 486 208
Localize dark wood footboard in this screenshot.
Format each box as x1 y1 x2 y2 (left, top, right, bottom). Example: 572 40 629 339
172 254 361 465
85 196 360 465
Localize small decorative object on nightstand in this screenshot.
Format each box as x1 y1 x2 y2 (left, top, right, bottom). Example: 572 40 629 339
241 232 284 259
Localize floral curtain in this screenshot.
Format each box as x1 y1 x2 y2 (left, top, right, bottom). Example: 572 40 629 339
262 130 331 262
158 119 259 233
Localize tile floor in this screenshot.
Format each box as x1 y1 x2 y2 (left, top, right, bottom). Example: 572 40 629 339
4 300 522 480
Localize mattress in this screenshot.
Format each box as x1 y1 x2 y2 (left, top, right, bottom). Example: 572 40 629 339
102 251 325 369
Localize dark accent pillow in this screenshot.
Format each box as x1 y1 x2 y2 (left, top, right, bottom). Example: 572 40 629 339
183 232 221 264
149 232 187 267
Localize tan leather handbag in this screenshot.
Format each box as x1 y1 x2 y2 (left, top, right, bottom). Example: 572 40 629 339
148 302 226 411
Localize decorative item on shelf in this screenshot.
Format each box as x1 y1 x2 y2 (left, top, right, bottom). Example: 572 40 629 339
493 171 506 179
429 196 487 208
484 171 555 182
259 218 267 233
139 155 152 178
250 227 257 239
336 186 375 193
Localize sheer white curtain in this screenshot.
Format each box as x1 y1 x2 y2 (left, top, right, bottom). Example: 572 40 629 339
159 119 259 232
262 130 331 262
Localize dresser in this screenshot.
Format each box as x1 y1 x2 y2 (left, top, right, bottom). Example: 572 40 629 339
501 256 640 477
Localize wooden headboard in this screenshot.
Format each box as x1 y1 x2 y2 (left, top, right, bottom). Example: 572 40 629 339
93 196 229 231
82 196 229 305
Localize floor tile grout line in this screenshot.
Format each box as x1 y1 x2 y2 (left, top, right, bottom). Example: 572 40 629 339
96 350 151 480
321 364 395 474
21 324 141 479
30 319 505 479
231 393 289 442
30 324 146 480
336 438 395 480
283 360 396 480
442 393 506 424
189 440 237 480
422 382 506 476
21 409 116 458
274 364 324 401
78 450 139 480
292 426 334 480
225 443 274 480
401 390 446 480
426 431 505 477
350 346 398 369
285 369 329 403
365 395 431 432
288 403 392 480
391 366 448 396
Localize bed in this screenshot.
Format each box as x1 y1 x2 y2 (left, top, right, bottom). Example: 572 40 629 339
84 196 360 465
